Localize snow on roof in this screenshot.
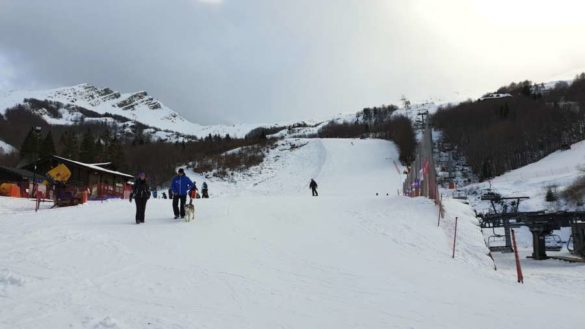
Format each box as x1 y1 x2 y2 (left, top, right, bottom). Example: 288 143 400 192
479 93 512 101
89 162 113 167
51 155 134 179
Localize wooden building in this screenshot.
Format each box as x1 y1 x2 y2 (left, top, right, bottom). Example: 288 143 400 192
22 155 134 200
0 166 48 197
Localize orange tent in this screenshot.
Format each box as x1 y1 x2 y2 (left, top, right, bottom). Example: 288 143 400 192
0 183 21 197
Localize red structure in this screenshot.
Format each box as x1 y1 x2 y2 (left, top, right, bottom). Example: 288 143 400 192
23 155 133 200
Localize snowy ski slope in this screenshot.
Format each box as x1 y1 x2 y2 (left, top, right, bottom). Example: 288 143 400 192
0 139 583 329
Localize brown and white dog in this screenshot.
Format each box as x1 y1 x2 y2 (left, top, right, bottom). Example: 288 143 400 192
185 202 195 222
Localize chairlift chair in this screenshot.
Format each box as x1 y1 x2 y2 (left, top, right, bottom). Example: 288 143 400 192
567 235 575 254
453 190 467 200
486 227 512 252
545 234 564 252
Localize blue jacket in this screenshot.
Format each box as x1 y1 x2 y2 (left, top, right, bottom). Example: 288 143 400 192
171 175 193 196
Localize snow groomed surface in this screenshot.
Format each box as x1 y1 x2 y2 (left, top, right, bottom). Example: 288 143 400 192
0 139 583 329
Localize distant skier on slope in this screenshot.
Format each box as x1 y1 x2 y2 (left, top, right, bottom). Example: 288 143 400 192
201 182 209 198
171 168 193 219
309 179 318 196
129 172 151 224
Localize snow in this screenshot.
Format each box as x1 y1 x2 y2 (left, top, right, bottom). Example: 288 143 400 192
0 139 15 154
466 139 585 212
1 138 584 328
450 138 585 297
0 84 264 139
479 93 512 101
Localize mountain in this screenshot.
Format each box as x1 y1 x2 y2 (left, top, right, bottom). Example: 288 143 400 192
0 139 15 154
0 84 263 140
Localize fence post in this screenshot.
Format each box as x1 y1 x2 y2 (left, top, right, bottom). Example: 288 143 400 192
437 194 443 227
452 217 458 258
35 190 41 212
511 229 524 283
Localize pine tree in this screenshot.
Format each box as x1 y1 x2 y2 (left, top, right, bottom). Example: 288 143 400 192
19 129 36 160
97 131 112 163
19 127 42 161
545 187 558 202
40 130 56 159
79 129 96 163
108 137 126 170
60 130 79 159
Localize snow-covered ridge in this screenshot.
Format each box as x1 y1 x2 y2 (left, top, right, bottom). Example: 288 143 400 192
0 139 15 154
0 84 261 139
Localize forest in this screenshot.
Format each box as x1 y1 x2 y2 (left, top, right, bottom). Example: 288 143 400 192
433 73 585 180
318 115 416 164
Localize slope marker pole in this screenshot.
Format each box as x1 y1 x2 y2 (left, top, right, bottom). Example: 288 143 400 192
511 229 524 284
452 217 458 258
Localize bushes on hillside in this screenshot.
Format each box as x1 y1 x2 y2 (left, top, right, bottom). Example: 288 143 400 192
123 137 274 186
562 176 585 205
317 115 415 164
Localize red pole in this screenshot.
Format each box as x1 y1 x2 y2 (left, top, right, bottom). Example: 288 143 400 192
437 194 443 227
452 217 458 258
35 191 41 212
511 229 524 284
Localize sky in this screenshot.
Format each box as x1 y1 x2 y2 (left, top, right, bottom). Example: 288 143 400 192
1 0 585 125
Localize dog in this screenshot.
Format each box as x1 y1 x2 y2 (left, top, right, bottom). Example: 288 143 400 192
184 202 195 222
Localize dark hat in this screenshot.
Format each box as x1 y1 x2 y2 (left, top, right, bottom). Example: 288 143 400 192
178 168 185 174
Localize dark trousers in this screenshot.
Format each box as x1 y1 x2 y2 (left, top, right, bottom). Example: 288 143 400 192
135 198 148 223
173 195 187 217
312 188 318 196
202 189 209 198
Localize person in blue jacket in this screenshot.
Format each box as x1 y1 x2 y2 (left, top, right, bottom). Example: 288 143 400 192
171 168 193 219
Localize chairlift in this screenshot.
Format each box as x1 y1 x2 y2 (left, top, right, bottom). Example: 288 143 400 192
453 190 467 200
487 235 511 252
487 227 510 252
545 234 563 252
481 191 501 201
567 235 574 254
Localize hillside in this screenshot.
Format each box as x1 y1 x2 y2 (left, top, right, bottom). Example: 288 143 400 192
0 84 262 140
1 138 584 329
0 139 15 154
433 74 585 180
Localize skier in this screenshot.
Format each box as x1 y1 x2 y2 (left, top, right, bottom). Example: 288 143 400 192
129 172 151 224
152 189 158 199
171 168 193 219
309 178 318 196
201 182 209 198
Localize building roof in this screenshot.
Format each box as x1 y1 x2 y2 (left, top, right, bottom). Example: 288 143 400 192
0 165 47 182
89 162 112 167
50 155 134 179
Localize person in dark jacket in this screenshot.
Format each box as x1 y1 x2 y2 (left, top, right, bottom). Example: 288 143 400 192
309 178 318 196
201 182 209 198
171 168 193 219
130 172 151 224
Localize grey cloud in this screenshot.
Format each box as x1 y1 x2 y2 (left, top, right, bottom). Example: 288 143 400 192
1 0 585 124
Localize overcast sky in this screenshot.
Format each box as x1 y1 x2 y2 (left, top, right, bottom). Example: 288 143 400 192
1 0 585 124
